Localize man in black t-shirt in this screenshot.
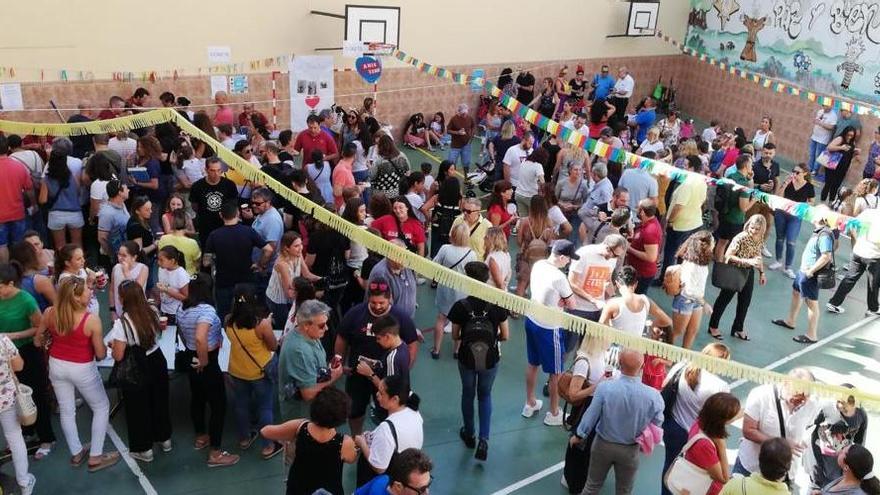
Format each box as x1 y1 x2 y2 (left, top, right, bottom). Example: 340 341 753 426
750 142 781 256
448 262 509 460
335 280 419 435
204 201 272 320
259 142 294 211
516 70 535 104
190 157 239 246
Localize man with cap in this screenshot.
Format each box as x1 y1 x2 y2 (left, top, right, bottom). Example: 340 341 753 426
447 103 476 173
523 240 578 427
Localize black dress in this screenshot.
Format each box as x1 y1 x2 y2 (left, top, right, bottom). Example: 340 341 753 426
288 422 344 495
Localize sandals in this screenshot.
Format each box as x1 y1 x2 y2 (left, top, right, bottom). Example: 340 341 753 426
34 442 54 461
70 443 91 467
194 435 210 451
732 331 751 341
261 442 284 460
239 431 259 450
793 334 818 345
772 319 795 330
707 329 724 340
87 452 121 473
207 451 240 468
430 350 440 360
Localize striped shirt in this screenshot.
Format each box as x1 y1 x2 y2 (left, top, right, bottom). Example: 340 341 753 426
176 303 223 351
381 342 410 381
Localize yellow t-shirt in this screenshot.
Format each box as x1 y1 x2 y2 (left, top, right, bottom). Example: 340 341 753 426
157 234 202 276
667 176 707 232
451 215 491 260
226 325 273 381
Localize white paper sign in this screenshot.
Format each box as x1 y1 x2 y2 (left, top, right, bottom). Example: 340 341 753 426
288 56 334 132
0 83 24 111
210 75 228 97
207 46 231 63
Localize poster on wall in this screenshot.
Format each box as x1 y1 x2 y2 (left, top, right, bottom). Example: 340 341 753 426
0 83 24 111
289 55 334 132
229 75 249 95
210 75 228 97
686 0 880 104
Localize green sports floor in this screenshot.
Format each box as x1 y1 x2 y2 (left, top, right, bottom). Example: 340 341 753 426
4 144 879 495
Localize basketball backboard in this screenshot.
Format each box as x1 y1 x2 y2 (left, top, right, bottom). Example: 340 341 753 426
344 5 400 46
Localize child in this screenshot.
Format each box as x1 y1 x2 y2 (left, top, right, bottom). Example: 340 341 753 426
161 193 195 236
109 241 149 318
355 314 411 420
55 243 102 315
642 325 673 390
176 143 205 190
420 162 435 195
708 137 725 175
403 172 435 225
430 112 449 149
156 246 189 321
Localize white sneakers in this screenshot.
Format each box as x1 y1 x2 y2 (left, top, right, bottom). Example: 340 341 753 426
768 261 782 271
159 439 173 453
543 410 564 426
20 474 36 495
762 246 772 258
826 303 845 314
783 268 796 279
521 400 543 418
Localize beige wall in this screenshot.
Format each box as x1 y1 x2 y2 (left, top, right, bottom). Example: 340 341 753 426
0 0 690 82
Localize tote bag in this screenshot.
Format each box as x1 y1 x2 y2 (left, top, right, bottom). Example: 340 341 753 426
664 431 714 495
711 262 749 293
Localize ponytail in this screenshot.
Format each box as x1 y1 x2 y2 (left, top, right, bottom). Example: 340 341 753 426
383 375 420 412
159 245 186 272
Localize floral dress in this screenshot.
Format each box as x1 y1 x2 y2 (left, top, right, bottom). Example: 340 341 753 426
0 336 20 413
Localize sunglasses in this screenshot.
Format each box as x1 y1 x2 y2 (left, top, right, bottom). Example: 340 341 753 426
402 476 433 495
464 209 480 214
243 149 253 154
251 201 266 207
369 282 389 291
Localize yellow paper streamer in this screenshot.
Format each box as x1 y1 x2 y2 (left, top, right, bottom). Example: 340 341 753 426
1 109 878 410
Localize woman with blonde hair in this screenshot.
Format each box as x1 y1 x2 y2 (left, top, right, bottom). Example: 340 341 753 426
659 343 732 495
671 231 715 349
431 223 478 359
853 178 879 215
708 214 767 341
484 227 511 291
35 278 120 472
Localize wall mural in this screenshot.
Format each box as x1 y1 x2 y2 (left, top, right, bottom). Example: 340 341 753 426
686 0 880 103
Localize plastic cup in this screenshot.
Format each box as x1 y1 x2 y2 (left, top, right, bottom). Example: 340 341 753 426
159 316 168 331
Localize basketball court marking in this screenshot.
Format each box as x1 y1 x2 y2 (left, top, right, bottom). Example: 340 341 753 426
107 425 158 495
488 315 879 495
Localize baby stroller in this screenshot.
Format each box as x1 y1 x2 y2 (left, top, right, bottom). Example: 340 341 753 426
465 158 496 197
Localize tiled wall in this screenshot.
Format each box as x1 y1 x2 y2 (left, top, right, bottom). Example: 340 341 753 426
674 56 875 184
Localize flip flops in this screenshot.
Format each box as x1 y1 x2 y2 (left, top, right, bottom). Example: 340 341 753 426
771 319 795 330
793 334 818 345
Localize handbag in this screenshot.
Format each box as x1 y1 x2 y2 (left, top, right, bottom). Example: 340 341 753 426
813 229 837 290
108 316 149 388
816 150 842 170
661 365 685 421
10 364 37 426
664 431 714 495
711 262 750 292
174 328 193 373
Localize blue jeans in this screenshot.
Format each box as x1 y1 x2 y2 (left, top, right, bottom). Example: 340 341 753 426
732 456 751 476
661 417 689 495
215 285 235 323
808 139 828 174
662 226 700 278
447 142 472 173
458 363 498 440
774 210 802 270
228 357 277 449
0 218 27 247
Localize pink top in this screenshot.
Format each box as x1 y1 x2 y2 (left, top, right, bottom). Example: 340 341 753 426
48 312 94 363
214 107 235 127
332 160 356 209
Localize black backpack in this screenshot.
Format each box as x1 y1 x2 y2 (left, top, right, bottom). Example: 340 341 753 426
458 299 499 371
713 182 732 216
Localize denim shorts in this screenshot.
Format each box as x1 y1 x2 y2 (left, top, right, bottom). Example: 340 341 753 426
672 294 703 315
793 271 819 301
47 210 85 230
0 219 27 246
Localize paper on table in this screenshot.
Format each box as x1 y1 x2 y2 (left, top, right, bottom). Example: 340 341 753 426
0 83 24 111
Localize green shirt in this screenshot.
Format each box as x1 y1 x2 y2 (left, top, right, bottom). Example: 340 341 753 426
723 170 752 225
278 329 327 420
0 290 39 348
719 474 790 495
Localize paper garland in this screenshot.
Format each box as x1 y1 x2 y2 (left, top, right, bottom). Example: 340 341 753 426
0 109 877 409
392 50 869 236
656 31 880 118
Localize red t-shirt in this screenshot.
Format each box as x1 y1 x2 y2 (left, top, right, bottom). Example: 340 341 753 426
487 203 513 238
293 130 339 165
684 422 723 495
371 214 426 250
0 157 33 223
588 120 608 139
626 217 662 278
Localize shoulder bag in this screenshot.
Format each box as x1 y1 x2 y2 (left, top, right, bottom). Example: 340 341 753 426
108 316 149 388
711 261 749 293
9 361 37 426
230 325 269 378
663 431 714 495
661 364 685 421
773 386 793 487
813 229 837 290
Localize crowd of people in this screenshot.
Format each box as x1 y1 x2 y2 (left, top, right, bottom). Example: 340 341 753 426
0 68 876 495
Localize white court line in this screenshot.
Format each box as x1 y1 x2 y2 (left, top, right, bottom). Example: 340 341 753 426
106 425 159 495
489 315 879 495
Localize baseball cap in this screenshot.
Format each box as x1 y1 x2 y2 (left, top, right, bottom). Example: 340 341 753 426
551 240 580 260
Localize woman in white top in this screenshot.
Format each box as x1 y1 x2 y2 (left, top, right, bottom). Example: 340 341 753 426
660 343 731 495
637 127 665 156
514 147 548 215
542 184 573 239
563 334 610 493
109 282 172 462
599 266 671 338
354 375 423 486
265 232 321 330
54 244 101 316
484 227 511 291
341 198 370 314
108 241 148 318
670 230 715 349
853 178 879 216
0 334 35 494
752 115 774 150
431 223 478 359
